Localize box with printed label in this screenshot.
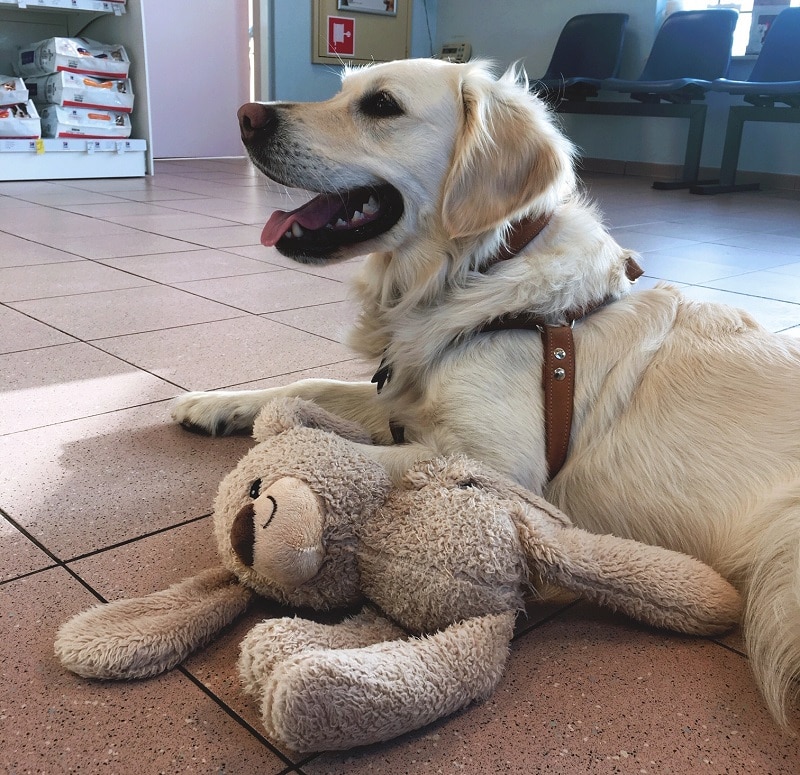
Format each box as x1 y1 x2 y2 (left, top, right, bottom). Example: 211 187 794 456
17 38 130 79
39 105 131 139
0 100 41 138
0 76 28 107
26 73 134 113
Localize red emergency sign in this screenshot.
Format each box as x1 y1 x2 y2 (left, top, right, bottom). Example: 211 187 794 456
328 16 355 57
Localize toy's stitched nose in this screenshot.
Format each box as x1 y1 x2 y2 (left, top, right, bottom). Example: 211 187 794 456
231 502 255 567
237 103 278 143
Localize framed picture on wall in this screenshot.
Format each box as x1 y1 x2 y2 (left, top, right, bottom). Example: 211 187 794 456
337 0 398 17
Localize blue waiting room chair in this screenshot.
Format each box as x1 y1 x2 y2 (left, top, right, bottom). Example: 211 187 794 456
555 10 738 189
691 7 800 194
533 13 629 103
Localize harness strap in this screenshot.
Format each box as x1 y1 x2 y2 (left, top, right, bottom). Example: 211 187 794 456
372 209 643 481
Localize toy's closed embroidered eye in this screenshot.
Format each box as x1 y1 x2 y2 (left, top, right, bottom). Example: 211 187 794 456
249 478 262 499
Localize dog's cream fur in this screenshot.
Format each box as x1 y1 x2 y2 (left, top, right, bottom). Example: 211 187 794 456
172 59 800 727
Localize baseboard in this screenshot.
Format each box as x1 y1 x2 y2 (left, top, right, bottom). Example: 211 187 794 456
578 157 800 191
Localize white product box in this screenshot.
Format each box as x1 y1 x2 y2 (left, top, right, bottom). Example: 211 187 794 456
0 75 28 107
39 105 131 139
17 38 130 79
26 72 134 113
0 100 41 138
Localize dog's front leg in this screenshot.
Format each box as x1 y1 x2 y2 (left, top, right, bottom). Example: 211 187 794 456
171 379 394 440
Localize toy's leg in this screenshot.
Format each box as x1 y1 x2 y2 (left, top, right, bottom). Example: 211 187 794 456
56 567 251 679
238 606 404 697
254 611 515 752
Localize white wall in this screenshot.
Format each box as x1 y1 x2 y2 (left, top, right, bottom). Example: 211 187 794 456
435 0 661 81
143 0 250 158
435 0 800 178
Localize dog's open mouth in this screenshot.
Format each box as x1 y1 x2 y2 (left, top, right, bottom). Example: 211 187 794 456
260 184 404 261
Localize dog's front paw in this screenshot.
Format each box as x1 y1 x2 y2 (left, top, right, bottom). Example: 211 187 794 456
171 391 262 436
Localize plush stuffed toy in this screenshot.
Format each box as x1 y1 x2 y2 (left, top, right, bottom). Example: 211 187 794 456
56 398 741 752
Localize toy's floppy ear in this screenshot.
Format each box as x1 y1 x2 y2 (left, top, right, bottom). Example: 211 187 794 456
252 397 373 445
513 506 742 635
55 567 251 679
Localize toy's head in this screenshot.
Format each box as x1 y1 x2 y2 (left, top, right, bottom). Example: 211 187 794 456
213 398 391 609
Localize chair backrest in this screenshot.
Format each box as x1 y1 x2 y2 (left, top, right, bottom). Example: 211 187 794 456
749 7 800 83
542 13 629 81
639 9 738 81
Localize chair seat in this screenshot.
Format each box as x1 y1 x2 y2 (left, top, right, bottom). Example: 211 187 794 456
600 77 714 104
710 77 800 95
536 76 604 90
601 77 713 94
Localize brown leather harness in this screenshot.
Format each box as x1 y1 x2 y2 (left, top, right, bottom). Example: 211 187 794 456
372 213 643 482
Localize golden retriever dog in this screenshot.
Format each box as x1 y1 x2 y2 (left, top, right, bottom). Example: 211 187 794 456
172 59 800 727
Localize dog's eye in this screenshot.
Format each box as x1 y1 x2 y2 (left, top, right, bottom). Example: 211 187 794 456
249 478 262 499
360 90 404 118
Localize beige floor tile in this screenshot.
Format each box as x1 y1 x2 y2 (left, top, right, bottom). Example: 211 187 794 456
0 232 91 268
0 516 54 581
168 224 264 248
94 315 353 390
304 605 800 775
0 569 287 774
40 229 202 259
265 300 359 342
10 284 242 339
0 402 253 557
0 305 75 353
100 248 277 283
0 342 177 435
175 269 349 314
0 260 150 302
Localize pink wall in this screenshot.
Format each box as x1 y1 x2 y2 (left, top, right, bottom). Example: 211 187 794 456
142 0 250 158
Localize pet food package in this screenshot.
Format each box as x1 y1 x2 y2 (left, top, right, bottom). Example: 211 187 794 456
0 75 28 106
26 73 134 113
39 105 131 139
17 38 130 80
0 100 41 139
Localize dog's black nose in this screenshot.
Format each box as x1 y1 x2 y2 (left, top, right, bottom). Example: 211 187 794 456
237 103 278 143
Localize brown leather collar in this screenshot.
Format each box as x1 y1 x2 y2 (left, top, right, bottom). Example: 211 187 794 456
482 211 552 272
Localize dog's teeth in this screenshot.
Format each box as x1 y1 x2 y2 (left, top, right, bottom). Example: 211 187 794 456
336 218 348 228
351 210 364 223
291 222 304 237
284 230 292 238
363 196 379 216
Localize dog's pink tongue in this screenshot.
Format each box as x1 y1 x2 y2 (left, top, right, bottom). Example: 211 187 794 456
261 194 343 246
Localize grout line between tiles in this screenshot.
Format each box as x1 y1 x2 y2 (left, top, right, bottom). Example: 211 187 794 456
178 666 300 770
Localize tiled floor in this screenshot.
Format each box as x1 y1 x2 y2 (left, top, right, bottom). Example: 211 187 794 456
2 158 800 774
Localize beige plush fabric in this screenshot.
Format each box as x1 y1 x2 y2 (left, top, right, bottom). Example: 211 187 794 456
55 568 250 679
56 398 742 752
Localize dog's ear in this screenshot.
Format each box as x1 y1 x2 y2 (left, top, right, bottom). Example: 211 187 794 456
253 397 373 445
441 65 575 239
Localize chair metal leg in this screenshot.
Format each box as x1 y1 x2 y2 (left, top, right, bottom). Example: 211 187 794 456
555 100 710 190
652 103 713 189
691 106 759 194
691 105 800 195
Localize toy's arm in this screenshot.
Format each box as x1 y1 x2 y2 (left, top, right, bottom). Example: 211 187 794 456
244 609 515 752
56 567 251 679
514 507 741 634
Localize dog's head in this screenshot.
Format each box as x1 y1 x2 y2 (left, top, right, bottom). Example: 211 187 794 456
239 59 575 264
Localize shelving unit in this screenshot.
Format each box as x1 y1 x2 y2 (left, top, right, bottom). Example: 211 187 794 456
0 0 152 180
